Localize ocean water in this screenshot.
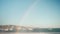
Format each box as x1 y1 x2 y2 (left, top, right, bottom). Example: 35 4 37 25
0 32 60 34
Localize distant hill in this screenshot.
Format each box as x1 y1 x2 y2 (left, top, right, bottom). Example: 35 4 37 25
0 25 60 32
0 25 33 32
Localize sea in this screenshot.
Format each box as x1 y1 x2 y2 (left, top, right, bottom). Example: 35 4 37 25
0 32 60 34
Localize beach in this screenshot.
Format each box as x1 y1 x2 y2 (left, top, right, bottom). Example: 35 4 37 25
0 32 60 34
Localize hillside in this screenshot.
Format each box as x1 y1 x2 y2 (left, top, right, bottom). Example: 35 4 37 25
0 25 60 32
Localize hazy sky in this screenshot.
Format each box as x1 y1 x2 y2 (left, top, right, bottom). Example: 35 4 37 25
0 0 60 28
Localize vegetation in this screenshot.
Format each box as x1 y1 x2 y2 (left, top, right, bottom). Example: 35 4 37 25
0 25 60 32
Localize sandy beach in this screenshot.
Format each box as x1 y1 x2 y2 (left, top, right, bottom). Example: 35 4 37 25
0 32 60 34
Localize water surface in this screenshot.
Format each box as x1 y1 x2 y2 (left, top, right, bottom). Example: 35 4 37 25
0 32 60 34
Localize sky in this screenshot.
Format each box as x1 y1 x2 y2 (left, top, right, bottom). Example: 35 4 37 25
0 0 60 28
